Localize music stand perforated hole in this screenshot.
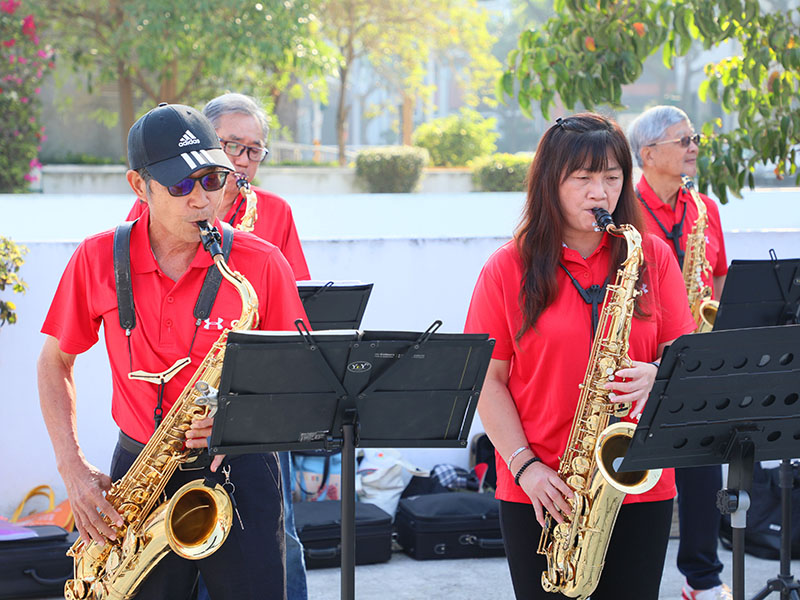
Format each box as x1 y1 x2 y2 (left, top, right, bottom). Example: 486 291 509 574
762 394 776 407
739 395 753 408
767 431 782 442
785 393 799 406
780 353 794 366
758 354 771 367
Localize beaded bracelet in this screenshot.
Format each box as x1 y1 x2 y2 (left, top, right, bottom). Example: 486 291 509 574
514 456 541 486
506 445 529 470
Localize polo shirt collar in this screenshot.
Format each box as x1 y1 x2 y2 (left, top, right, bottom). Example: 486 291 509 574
561 232 611 264
130 215 218 274
637 175 689 212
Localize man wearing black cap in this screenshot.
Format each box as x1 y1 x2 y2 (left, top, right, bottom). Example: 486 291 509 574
38 103 306 599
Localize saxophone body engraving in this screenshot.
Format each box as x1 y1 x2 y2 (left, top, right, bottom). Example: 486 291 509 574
680 174 717 333
537 208 662 599
65 221 259 600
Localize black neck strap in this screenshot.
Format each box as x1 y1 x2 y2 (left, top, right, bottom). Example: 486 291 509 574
113 219 235 429
227 193 246 226
560 263 608 341
636 188 687 268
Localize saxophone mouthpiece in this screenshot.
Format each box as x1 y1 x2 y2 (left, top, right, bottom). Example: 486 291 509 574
235 173 250 191
198 220 223 257
591 207 615 232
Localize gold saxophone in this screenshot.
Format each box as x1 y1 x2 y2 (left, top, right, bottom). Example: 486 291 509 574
235 174 258 232
65 221 259 600
680 174 717 333
538 208 662 599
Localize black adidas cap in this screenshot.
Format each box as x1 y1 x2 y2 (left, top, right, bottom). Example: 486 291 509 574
127 103 234 187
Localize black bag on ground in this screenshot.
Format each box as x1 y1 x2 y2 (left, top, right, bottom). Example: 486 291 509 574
395 492 505 560
719 462 800 560
0 525 78 599
294 500 393 569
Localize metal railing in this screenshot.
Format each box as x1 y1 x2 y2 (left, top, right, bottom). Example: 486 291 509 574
267 140 358 164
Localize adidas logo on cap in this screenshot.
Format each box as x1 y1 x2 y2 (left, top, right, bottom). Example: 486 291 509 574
177 129 201 147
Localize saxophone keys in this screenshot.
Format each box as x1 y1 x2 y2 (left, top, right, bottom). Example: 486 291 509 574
571 456 591 474
567 474 586 490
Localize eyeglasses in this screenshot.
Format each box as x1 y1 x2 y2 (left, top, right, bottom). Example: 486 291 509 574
167 170 229 197
647 133 701 148
219 139 269 162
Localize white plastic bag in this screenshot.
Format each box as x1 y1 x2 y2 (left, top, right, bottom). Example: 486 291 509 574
356 448 429 518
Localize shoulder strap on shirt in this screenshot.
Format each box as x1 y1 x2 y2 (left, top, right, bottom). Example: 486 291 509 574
194 221 234 320
113 220 137 332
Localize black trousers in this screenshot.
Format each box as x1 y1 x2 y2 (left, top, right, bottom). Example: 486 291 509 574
499 498 673 600
110 443 286 600
676 465 724 589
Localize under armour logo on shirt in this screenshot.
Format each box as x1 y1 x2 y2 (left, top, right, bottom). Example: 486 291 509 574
203 317 224 330
641 283 649 295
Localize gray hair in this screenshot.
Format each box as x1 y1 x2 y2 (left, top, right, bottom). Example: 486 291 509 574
628 105 691 167
202 93 270 142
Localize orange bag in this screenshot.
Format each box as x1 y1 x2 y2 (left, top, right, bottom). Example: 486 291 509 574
10 485 74 531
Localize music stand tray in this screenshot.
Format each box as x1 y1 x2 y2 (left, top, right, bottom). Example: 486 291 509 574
208 321 494 600
297 281 373 330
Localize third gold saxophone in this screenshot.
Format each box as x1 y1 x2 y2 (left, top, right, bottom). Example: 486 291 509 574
680 174 718 333
538 207 662 599
64 221 259 600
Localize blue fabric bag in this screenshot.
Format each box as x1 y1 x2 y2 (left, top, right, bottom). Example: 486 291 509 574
292 451 342 501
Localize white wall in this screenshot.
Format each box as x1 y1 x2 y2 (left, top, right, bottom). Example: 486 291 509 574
1 189 798 516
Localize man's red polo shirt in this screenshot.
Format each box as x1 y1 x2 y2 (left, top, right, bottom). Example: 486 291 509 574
42 218 308 444
464 233 696 505
636 176 728 296
127 185 311 281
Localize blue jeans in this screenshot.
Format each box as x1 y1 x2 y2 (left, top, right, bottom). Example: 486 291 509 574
281 451 308 600
676 464 724 590
194 452 307 600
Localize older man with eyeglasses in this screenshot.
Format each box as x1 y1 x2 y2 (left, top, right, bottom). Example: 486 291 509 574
629 105 730 600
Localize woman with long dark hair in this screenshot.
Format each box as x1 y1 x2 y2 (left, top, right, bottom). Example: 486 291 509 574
465 113 696 598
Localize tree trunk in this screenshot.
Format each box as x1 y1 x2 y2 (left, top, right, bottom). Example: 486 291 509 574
336 64 350 166
118 64 135 164
401 92 414 146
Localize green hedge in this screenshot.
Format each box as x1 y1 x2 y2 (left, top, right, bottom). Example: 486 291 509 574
412 109 498 167
355 146 429 193
471 153 534 192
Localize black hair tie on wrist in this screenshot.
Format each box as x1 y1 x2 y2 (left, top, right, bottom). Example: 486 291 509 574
514 456 542 486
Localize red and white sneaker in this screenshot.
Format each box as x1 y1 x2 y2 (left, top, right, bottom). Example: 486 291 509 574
681 583 733 600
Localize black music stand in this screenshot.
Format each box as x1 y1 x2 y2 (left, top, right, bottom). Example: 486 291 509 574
714 254 800 600
297 281 373 330
208 320 494 600
619 256 800 600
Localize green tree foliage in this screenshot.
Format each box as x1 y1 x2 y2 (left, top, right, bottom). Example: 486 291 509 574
412 109 498 167
0 0 53 192
37 1 336 157
501 0 800 202
0 237 27 328
315 0 502 164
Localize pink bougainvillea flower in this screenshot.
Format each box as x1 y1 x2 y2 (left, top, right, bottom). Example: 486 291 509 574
20 96 28 103
0 0 21 15
2 39 15 47
34 86 40 94
22 15 36 38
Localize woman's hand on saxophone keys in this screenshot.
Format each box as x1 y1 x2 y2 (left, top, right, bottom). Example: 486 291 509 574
519 462 574 528
604 360 659 420
186 416 226 472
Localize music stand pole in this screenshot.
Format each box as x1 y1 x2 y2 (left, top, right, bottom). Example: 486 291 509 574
341 412 357 600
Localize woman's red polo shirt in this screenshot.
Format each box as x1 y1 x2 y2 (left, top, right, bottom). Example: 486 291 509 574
42 218 308 444
464 233 696 505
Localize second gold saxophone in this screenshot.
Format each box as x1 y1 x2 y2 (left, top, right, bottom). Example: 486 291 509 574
538 208 662 599
680 174 718 333
64 221 259 600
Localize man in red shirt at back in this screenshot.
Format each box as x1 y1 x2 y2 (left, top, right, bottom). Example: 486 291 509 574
629 105 730 600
